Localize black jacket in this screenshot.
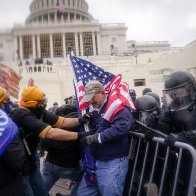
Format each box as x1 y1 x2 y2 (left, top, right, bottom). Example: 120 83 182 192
41 105 81 168
11 107 60 175
0 134 25 196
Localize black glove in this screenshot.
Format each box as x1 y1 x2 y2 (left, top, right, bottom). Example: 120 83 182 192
80 133 99 147
78 131 93 140
165 133 187 147
146 112 159 128
78 112 93 125
144 131 154 142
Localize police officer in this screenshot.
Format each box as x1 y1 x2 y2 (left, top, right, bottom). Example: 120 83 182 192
124 95 161 196
163 71 196 196
135 95 160 129
163 71 196 147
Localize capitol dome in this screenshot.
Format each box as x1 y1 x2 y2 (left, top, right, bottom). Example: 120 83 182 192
26 0 93 24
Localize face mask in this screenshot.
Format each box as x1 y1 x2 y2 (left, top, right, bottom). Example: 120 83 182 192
172 109 196 132
30 106 46 118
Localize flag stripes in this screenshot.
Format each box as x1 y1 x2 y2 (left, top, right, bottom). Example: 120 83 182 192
0 64 22 99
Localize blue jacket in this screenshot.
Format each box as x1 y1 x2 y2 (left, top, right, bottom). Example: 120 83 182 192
90 105 132 161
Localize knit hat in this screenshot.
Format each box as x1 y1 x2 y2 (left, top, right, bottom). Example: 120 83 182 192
82 80 104 102
21 86 45 107
0 87 9 103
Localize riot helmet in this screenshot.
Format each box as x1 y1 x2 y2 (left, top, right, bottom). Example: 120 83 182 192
146 92 161 106
142 88 152 95
135 95 160 124
163 71 196 111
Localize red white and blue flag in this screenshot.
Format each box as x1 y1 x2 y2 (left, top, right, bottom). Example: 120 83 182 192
0 64 22 99
70 56 135 122
69 55 135 184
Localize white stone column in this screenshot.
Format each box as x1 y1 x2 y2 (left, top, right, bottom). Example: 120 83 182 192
61 14 64 23
68 13 70 23
48 14 50 24
54 13 57 23
13 37 18 61
75 33 79 56
79 33 83 56
92 32 96 56
37 35 41 58
50 34 54 58
19 36 23 61
96 32 102 55
32 35 36 58
62 33 66 57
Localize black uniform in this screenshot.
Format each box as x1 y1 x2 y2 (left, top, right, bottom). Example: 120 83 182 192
11 107 63 175
41 104 82 168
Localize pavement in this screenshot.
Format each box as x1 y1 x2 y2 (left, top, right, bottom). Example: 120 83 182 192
40 157 72 196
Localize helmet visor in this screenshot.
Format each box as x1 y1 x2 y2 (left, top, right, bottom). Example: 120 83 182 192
139 110 159 124
163 84 195 111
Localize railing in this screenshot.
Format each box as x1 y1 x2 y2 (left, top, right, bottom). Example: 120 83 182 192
124 132 196 196
18 64 58 75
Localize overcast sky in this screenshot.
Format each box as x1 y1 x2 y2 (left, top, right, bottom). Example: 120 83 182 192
0 0 196 47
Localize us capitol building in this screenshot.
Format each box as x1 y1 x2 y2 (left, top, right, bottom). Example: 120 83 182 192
0 0 196 107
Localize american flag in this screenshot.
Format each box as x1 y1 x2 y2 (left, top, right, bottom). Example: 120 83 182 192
0 64 22 99
69 56 135 122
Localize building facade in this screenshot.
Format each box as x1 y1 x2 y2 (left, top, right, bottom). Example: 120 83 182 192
0 0 196 107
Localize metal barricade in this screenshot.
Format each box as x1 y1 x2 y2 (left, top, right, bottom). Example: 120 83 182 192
124 131 196 196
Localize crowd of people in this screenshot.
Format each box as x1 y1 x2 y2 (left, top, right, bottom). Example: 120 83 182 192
0 70 196 196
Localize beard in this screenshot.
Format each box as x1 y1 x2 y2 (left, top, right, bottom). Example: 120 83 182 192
91 100 102 109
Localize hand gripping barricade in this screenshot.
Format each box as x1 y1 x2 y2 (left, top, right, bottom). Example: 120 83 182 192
124 131 196 196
